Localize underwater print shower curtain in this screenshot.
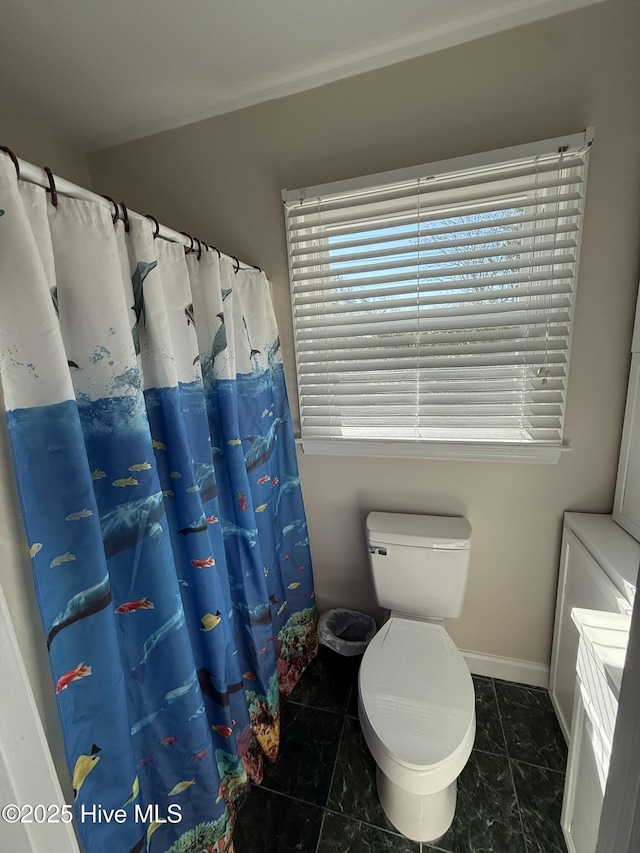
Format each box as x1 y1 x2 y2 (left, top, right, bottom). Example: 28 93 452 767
0 156 317 853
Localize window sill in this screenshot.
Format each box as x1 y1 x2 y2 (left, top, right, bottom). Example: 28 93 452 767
295 438 570 464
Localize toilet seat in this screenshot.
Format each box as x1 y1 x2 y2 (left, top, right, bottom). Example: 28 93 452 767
359 617 475 793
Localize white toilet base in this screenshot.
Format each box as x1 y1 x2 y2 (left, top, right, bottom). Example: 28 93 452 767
376 765 457 842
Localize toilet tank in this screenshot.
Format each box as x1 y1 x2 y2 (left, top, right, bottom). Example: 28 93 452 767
366 512 472 619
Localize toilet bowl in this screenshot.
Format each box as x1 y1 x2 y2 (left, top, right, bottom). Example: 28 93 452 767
360 511 475 840
358 616 475 841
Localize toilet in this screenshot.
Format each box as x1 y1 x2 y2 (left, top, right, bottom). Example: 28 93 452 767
358 511 475 842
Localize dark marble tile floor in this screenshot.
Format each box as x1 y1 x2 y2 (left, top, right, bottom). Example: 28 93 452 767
233 648 568 853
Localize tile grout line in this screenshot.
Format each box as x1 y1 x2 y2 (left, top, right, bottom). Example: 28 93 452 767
320 689 453 853
320 803 450 851
473 744 565 775
323 804 410 841
314 809 328 853
286 697 346 717
493 678 529 849
257 782 327 810
315 685 352 853
509 756 567 775
327 688 350 799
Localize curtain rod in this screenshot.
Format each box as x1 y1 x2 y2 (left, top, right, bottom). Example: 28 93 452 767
0 147 260 273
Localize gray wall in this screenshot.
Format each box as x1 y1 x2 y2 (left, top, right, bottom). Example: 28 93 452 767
2 111 92 186
87 0 640 669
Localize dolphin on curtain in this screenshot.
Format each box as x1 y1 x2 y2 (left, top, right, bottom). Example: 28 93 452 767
47 574 112 649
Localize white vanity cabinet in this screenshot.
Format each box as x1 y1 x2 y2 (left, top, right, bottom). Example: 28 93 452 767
549 512 638 742
552 284 640 852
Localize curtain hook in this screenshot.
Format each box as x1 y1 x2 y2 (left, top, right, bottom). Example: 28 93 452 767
201 241 210 253
102 195 120 224
44 167 58 208
210 244 221 259
0 146 20 178
120 202 130 233
194 237 202 261
232 256 240 274
180 232 195 254
145 213 160 239
252 264 262 272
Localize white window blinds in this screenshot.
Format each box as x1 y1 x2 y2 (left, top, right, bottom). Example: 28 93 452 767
282 130 593 462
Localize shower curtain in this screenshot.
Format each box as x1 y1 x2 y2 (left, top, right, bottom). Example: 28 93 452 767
0 156 317 853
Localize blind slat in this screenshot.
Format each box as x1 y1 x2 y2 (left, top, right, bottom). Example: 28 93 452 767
296 325 569 352
302 382 565 400
293 270 572 303
295 302 572 334
305 364 566 390
292 254 577 293
286 158 585 222
302 401 563 414
302 415 563 427
291 238 576 282
297 340 567 365
287 192 583 242
299 365 567 387
287 177 582 232
297 352 567 375
295 314 571 342
294 282 573 319
289 223 578 270
288 208 582 257
301 423 562 435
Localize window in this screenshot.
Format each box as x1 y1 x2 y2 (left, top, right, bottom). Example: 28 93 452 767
282 130 593 463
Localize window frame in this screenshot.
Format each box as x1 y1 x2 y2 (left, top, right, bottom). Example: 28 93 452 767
282 129 594 464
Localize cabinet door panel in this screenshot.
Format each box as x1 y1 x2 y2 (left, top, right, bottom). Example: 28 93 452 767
549 531 626 741
562 702 605 853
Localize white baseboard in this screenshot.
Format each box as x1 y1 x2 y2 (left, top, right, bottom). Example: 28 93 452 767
461 649 550 689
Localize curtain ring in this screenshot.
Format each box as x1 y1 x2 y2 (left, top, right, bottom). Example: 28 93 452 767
120 202 130 233
103 195 120 224
210 245 221 259
194 237 202 261
201 241 210 253
252 264 262 272
180 232 195 254
145 213 160 239
44 167 58 208
232 256 240 274
0 146 20 178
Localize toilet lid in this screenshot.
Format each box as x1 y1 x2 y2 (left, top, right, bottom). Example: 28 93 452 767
359 618 475 770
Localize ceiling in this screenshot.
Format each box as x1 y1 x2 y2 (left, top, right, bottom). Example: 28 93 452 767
2 0 603 151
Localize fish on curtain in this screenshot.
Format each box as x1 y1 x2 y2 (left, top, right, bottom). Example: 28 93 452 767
0 156 317 853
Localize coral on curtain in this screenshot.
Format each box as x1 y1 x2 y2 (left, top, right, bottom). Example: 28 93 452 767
0 157 317 853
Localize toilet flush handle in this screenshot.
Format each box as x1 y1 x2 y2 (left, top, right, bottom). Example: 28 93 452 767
369 547 387 556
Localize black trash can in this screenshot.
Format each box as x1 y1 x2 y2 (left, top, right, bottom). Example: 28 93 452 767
317 608 377 683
